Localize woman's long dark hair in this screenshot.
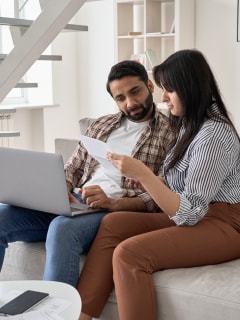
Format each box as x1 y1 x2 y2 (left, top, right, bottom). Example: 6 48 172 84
153 49 239 170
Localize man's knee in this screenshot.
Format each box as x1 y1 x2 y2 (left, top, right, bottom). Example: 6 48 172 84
46 216 73 243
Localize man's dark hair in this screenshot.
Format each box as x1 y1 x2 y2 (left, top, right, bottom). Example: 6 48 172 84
106 60 149 96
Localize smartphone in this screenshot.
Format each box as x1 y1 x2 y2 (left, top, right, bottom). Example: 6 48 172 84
0 290 49 315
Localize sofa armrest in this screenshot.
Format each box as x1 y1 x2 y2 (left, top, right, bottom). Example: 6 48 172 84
55 138 79 164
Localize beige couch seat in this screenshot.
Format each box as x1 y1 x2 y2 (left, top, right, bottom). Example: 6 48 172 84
1 241 240 320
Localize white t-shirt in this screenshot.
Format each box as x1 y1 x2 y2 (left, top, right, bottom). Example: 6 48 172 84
84 118 149 197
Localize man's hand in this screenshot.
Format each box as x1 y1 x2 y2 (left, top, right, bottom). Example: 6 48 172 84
81 185 113 209
66 181 80 204
69 192 80 203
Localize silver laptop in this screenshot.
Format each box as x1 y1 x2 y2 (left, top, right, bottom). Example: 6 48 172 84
0 147 106 216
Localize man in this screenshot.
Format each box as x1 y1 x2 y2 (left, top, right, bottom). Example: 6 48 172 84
0 60 174 287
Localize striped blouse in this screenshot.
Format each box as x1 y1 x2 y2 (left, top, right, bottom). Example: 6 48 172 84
164 108 240 226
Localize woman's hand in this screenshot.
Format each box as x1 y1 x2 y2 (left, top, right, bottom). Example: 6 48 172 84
107 152 148 180
107 152 180 217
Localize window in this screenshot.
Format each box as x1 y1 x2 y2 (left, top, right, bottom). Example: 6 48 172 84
0 0 53 106
0 1 25 103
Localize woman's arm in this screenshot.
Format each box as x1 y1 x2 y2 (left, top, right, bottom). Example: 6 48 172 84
107 121 239 225
107 153 180 217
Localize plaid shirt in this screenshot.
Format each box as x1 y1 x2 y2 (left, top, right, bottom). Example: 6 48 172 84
65 106 175 212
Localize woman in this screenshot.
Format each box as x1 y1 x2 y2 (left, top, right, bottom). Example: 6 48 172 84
77 49 240 320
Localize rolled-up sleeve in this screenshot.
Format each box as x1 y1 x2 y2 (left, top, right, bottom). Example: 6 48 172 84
170 193 203 225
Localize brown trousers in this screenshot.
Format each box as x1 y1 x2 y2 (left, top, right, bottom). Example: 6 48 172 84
77 203 240 320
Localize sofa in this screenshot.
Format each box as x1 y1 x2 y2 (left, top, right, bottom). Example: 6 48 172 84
0 118 240 320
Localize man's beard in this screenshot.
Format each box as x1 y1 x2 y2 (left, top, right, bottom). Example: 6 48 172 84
123 92 153 121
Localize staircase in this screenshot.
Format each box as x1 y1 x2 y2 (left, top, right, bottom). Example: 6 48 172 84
0 0 93 141
0 0 90 102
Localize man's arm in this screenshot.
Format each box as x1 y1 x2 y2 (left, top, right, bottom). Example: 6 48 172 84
108 196 147 212
64 142 90 190
66 181 73 193
80 185 147 212
66 181 80 204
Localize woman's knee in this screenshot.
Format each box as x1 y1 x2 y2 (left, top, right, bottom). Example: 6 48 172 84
99 212 129 233
113 238 136 267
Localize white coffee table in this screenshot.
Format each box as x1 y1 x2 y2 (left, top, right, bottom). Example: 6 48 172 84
0 280 81 319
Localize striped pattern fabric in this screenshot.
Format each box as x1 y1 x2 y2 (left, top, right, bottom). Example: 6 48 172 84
164 106 240 226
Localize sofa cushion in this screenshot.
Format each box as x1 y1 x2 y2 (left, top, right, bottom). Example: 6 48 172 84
55 138 79 163
79 117 95 134
153 259 240 319
55 118 95 163
1 242 240 320
0 242 46 280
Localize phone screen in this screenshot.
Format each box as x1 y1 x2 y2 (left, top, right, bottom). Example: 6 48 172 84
0 290 49 315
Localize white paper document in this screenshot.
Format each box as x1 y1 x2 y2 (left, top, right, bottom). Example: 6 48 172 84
79 135 119 173
0 310 63 320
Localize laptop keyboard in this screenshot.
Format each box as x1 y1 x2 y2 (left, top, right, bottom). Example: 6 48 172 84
70 202 90 210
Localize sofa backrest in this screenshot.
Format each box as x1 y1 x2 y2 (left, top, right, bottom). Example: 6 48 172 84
79 117 95 134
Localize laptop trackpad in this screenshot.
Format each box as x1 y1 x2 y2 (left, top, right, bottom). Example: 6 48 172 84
70 202 107 215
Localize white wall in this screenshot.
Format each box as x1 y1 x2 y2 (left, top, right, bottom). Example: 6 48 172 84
75 0 116 118
44 31 81 148
43 0 116 152
6 0 240 152
195 0 240 133
46 0 240 152
63 0 240 128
